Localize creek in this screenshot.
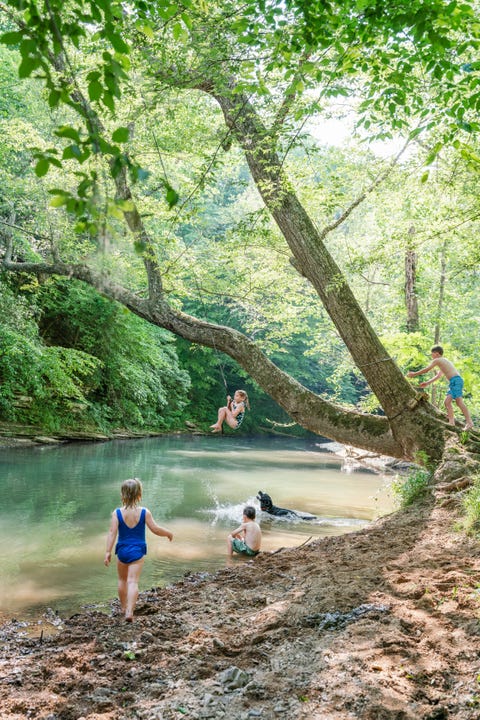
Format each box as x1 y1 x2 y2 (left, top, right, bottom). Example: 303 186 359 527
0 435 394 621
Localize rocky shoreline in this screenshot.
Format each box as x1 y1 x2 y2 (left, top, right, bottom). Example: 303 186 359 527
0 421 183 448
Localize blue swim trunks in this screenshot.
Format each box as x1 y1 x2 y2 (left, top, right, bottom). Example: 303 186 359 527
232 539 259 557
447 375 464 399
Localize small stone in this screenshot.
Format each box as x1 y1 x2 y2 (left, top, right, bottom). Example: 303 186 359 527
218 665 250 691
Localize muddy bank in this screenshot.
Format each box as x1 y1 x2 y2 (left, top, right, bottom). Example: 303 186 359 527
2 479 480 719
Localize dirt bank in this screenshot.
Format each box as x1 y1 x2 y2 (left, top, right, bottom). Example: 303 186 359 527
1 466 480 720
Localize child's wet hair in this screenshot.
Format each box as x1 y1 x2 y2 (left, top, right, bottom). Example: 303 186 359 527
236 389 250 410
431 345 444 355
243 505 256 520
121 478 143 507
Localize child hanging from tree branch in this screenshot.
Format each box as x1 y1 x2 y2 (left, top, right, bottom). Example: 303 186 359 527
210 389 250 433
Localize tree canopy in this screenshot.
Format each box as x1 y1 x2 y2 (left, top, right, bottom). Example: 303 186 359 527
1 0 480 459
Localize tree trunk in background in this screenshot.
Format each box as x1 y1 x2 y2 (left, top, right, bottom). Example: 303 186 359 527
431 239 448 407
434 240 447 344
405 228 419 333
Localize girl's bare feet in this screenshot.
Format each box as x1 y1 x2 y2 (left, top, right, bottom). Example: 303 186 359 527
210 425 221 433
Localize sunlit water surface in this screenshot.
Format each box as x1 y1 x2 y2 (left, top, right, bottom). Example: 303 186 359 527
0 435 394 621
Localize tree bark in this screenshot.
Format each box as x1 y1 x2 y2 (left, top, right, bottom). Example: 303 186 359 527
203 88 446 459
1 255 407 456
434 239 447 345
405 239 419 333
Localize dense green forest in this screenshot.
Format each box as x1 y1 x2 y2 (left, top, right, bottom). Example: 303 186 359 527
0 1 479 451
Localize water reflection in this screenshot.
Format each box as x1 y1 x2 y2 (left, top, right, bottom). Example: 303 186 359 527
0 436 393 620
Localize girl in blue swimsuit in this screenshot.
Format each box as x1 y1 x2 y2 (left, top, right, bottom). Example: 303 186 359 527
210 389 250 433
104 478 173 622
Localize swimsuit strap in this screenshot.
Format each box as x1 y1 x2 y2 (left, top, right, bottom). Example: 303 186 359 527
116 507 145 527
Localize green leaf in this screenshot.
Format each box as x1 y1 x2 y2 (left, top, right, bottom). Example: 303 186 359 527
107 203 125 220
63 144 83 160
460 147 480 164
108 33 130 54
134 239 147 255
166 186 180 208
135 22 155 39
408 127 424 140
18 56 40 79
34 158 50 177
55 126 81 142
181 12 193 30
117 199 135 211
50 195 69 207
112 127 130 143
88 79 103 101
48 189 70 197
103 92 115 112
77 179 92 197
48 90 61 108
173 23 188 41
0 31 23 45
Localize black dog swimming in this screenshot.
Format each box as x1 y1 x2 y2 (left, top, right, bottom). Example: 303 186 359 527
256 490 317 521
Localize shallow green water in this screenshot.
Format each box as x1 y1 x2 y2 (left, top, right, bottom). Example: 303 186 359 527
0 435 394 620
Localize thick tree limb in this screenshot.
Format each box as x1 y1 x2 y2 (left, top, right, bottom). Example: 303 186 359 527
2 254 405 456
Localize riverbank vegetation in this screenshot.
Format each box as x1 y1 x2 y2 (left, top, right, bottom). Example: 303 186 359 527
0 0 479 457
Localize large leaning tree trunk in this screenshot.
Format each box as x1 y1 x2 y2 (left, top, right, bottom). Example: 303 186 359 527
193 83 448 459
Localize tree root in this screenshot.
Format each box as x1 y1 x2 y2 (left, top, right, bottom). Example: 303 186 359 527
438 494 462 508
436 476 473 493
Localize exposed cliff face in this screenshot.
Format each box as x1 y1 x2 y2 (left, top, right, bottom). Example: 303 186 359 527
2 441 480 720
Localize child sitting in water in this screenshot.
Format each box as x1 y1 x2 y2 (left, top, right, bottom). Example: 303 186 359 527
210 389 250 433
104 478 173 622
227 505 262 557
